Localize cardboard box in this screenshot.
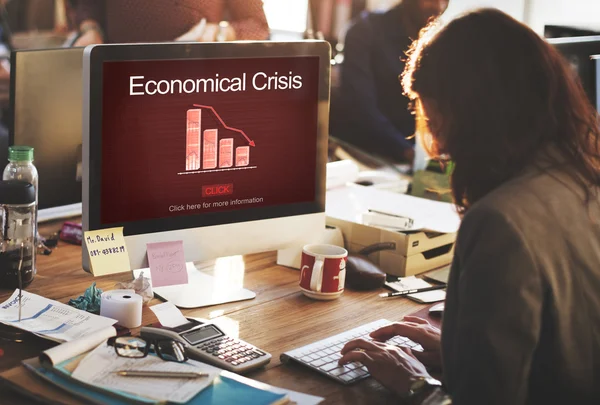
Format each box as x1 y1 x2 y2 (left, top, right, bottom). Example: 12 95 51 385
325 185 460 277
326 216 455 277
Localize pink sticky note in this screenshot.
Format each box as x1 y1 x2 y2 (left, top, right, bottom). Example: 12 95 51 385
146 241 188 287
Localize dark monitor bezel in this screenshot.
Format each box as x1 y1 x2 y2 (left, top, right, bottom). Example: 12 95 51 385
593 55 600 110
84 41 330 236
548 35 600 107
9 47 85 210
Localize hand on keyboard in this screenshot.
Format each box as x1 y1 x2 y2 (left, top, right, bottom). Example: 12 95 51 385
370 316 442 369
338 338 432 398
281 319 433 386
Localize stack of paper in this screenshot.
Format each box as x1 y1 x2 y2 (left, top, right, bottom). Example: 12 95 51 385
0 289 117 343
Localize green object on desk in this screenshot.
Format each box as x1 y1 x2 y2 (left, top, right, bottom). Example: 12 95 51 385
410 170 453 203
68 282 103 314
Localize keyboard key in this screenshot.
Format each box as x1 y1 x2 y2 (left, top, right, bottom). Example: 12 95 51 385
329 365 352 376
320 361 340 372
339 373 355 382
311 359 327 367
355 368 369 377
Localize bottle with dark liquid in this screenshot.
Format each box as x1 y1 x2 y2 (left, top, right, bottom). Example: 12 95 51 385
0 181 36 289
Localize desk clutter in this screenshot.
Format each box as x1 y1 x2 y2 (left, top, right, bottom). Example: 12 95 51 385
0 291 322 404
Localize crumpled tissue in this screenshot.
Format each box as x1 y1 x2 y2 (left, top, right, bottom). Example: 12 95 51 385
114 271 153 304
68 282 103 314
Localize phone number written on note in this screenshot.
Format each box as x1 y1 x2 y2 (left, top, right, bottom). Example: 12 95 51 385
88 246 126 257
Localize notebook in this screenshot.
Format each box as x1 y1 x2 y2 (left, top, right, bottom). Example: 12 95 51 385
19 357 289 405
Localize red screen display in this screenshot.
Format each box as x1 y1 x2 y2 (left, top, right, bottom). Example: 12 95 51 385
100 57 319 225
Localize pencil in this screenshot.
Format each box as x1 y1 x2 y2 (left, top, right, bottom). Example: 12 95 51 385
379 284 446 298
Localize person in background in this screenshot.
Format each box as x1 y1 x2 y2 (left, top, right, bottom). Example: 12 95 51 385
339 8 600 405
70 0 269 46
331 0 449 163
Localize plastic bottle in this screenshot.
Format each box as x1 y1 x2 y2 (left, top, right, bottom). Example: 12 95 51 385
3 146 38 236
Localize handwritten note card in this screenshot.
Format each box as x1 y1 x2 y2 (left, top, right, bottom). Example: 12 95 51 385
146 241 188 287
84 227 131 276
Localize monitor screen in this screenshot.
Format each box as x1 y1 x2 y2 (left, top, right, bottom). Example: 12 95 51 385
10 48 84 212
596 56 600 110
98 55 320 229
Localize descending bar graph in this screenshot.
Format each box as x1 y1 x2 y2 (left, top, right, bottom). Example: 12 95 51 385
182 106 258 175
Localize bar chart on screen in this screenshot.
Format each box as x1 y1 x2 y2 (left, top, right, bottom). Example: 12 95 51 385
181 104 257 175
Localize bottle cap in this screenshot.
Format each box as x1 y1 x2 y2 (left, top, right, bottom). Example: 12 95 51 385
8 146 34 162
0 180 35 205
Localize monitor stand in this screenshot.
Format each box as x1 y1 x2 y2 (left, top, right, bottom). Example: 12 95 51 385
132 261 255 309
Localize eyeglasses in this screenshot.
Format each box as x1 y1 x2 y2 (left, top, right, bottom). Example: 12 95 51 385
107 336 188 363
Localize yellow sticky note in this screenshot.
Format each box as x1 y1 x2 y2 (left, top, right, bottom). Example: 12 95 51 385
84 227 131 276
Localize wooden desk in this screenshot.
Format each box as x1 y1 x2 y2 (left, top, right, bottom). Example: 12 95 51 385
0 221 432 404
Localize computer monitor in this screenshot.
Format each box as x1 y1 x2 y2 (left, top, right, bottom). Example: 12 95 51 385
10 47 84 221
545 25 600 39
82 42 330 278
594 55 600 110
548 36 600 108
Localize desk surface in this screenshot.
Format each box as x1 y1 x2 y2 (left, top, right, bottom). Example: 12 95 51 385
0 221 432 404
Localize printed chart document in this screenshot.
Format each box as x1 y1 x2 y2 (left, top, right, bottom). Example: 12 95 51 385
72 344 219 404
0 289 117 343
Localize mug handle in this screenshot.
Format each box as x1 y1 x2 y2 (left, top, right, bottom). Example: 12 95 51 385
310 256 324 293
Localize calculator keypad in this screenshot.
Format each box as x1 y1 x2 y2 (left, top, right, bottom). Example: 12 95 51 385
197 337 267 366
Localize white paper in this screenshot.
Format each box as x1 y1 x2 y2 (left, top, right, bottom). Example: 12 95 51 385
326 185 461 234
41 326 116 366
326 160 359 189
149 302 189 327
385 276 432 293
0 290 117 343
72 344 218 403
408 289 446 303
271 388 324 405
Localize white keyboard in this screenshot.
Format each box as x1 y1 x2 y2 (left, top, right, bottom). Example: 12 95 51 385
280 319 423 385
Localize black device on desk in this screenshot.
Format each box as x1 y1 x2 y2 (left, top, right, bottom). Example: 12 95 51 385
140 318 271 373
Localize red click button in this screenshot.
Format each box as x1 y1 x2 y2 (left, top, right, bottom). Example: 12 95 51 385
202 183 234 197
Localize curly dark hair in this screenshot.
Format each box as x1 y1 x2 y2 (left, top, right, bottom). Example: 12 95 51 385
402 8 600 214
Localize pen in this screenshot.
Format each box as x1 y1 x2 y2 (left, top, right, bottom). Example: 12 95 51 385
379 285 446 298
368 209 413 220
114 370 209 378
18 242 24 322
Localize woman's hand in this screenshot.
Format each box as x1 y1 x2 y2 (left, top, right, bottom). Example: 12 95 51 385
370 316 443 369
339 338 431 397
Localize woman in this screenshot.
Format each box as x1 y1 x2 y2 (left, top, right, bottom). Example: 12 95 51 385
339 8 600 405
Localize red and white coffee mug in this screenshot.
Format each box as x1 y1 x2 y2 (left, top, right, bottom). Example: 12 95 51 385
300 244 348 299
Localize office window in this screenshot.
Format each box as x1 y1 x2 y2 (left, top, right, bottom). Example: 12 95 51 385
263 0 309 33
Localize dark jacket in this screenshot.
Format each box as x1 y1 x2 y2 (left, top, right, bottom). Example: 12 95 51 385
332 4 415 161
442 154 600 405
